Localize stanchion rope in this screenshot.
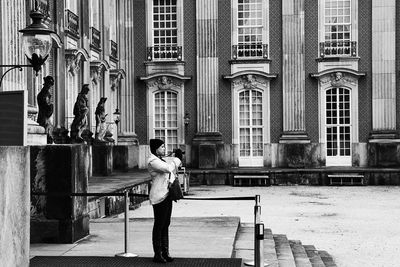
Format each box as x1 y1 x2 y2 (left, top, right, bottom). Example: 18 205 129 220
31 191 254 201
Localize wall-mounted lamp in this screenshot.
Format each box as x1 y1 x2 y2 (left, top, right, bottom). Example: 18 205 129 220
0 1 61 87
184 112 190 126
113 108 121 125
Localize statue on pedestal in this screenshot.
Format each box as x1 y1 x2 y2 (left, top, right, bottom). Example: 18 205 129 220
70 84 90 143
37 76 54 144
95 97 108 142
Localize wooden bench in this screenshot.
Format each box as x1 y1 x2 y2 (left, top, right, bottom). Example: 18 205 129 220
233 175 270 186
328 174 364 185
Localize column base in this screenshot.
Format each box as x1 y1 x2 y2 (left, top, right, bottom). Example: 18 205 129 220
27 119 47 145
369 130 400 143
279 132 310 144
192 132 224 169
117 133 139 145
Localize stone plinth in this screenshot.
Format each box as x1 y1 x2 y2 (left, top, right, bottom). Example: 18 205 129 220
30 145 90 243
368 142 400 167
0 146 30 266
192 132 224 169
113 145 139 171
92 143 114 176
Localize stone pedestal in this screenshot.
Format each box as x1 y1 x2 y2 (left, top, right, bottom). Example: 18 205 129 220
92 143 114 175
30 145 90 243
192 132 224 168
368 142 400 167
0 146 30 266
27 120 47 145
113 145 139 171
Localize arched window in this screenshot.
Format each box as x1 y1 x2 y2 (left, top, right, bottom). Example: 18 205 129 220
154 90 178 154
325 87 351 165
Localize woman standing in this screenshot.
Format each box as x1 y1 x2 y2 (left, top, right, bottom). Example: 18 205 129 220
147 139 181 263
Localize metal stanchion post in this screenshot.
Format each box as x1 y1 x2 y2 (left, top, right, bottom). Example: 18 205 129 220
255 223 265 267
115 190 138 257
244 195 268 266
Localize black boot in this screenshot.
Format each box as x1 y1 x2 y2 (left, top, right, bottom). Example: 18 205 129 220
162 249 174 262
153 241 167 263
153 251 167 263
161 232 173 262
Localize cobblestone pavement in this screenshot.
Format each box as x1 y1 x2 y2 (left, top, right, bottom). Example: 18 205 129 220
129 185 400 267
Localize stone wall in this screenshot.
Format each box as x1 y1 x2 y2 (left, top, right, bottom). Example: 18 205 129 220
30 144 90 243
0 146 30 267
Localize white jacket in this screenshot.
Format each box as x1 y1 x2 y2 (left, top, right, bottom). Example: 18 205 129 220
147 154 181 205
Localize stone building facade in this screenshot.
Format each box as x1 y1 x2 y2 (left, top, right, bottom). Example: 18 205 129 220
1 0 400 169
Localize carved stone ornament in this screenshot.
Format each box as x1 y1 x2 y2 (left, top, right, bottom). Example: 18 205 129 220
66 53 83 75
242 74 257 89
90 65 105 85
145 76 182 90
319 72 357 87
110 70 125 91
157 76 173 90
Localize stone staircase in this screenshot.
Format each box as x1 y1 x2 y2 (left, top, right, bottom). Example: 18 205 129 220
233 223 336 267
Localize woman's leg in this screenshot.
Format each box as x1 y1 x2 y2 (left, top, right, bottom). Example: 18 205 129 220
152 198 170 263
161 197 173 261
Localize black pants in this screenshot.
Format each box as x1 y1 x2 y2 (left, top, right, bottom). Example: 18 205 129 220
152 196 173 253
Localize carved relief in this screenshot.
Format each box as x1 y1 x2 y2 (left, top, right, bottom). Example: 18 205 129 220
319 72 357 87
66 53 83 75
90 65 105 85
232 74 267 89
146 76 182 90
110 71 124 91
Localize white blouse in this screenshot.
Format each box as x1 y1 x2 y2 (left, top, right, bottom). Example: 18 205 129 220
147 154 181 205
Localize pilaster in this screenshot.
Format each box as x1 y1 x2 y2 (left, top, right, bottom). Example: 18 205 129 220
370 0 398 141
280 0 309 143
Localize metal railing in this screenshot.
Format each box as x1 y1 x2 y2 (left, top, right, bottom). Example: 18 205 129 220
31 190 264 265
232 44 268 60
147 46 182 61
91 27 101 51
65 9 79 37
319 41 357 58
110 40 118 59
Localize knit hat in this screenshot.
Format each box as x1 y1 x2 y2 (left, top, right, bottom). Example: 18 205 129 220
150 139 164 155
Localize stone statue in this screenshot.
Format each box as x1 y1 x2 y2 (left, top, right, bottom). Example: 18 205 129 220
37 76 54 144
70 84 90 143
95 97 108 142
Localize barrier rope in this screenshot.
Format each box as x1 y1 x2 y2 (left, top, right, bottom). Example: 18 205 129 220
31 191 254 201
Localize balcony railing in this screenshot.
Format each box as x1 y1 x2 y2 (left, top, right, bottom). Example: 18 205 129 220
110 40 118 59
319 41 357 58
232 44 268 60
90 27 101 51
147 46 182 61
65 9 79 37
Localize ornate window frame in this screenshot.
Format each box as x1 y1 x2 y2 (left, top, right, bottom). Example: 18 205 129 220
145 0 184 61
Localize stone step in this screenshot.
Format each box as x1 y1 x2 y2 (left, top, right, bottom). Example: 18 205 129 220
273 234 296 267
233 175 271 186
318 250 337 267
233 225 278 267
303 245 326 267
328 174 365 185
289 240 313 267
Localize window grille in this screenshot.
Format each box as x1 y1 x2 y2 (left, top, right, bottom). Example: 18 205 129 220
154 91 178 153
323 0 353 57
152 0 178 60
236 0 263 59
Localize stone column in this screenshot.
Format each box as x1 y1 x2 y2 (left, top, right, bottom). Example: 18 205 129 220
280 0 309 143
370 0 397 140
0 147 30 267
117 0 138 145
193 0 223 168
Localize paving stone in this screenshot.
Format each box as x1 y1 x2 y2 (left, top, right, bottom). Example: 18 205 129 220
273 234 296 267
303 245 326 267
318 250 337 267
289 240 313 267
